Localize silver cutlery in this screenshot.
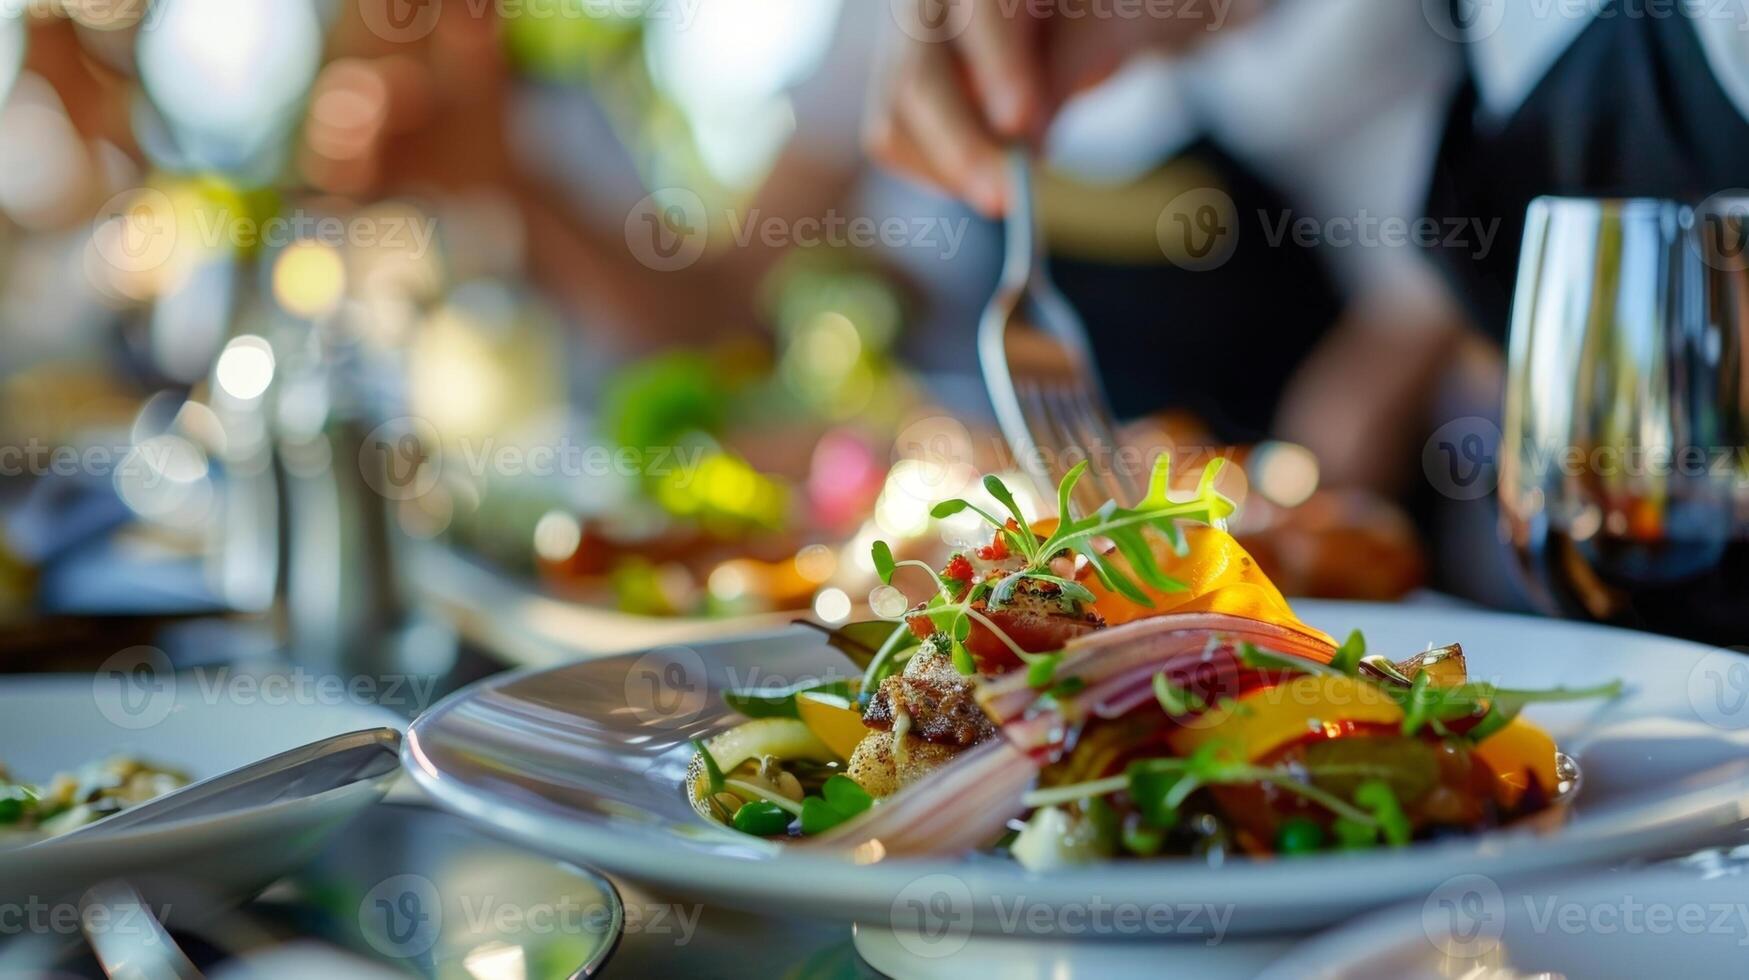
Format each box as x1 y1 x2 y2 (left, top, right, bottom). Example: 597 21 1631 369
979 148 1139 515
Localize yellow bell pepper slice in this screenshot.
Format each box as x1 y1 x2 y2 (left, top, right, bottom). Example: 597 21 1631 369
1166 675 1405 761
795 691 869 761
1472 717 1560 810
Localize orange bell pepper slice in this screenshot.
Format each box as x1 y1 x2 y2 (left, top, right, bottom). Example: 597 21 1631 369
1085 524 1329 643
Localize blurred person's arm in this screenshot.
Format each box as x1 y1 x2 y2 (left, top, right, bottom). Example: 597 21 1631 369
1272 286 1472 495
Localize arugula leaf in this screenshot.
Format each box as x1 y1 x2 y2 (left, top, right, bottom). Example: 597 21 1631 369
990 571 1027 608
1082 548 1152 604
982 475 1038 560
1106 526 1187 594
1331 630 1367 676
1392 678 1624 736
1057 460 1089 521
1033 457 1232 605
1020 573 1098 606
1398 673 1440 735
1237 642 1343 677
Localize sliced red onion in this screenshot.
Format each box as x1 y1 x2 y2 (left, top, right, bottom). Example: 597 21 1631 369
979 612 1335 724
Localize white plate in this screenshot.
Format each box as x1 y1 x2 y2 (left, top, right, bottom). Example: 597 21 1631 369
0 670 403 912
1263 852 1749 978
404 601 1749 938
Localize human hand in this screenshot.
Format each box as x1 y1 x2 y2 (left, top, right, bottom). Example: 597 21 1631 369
865 0 1253 215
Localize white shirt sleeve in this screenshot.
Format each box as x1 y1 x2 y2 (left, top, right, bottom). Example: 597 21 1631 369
1181 0 1465 302
1691 7 1749 124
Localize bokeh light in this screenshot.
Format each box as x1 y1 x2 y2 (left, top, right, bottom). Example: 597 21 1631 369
644 0 840 187
812 586 852 624
213 336 277 402
1250 441 1320 509
137 0 322 166
272 240 347 319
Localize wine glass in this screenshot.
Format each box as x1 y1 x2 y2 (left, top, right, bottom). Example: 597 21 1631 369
1500 196 1749 646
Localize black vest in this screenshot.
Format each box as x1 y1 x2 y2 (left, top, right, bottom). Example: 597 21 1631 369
1424 0 1749 340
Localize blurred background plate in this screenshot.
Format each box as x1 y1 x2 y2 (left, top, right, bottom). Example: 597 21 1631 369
413 541 815 665
0 673 402 911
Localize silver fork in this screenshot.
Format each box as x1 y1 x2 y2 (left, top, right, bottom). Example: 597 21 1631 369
979 148 1139 516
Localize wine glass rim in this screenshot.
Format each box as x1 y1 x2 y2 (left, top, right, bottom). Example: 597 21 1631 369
1529 194 1686 213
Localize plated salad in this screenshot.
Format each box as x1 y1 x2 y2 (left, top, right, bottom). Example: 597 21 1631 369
687 459 1620 865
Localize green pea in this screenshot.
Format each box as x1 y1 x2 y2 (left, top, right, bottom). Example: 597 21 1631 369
1275 817 1325 855
731 801 791 837
0 796 21 825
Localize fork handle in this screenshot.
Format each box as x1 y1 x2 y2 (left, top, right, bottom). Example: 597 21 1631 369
1000 146 1040 291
